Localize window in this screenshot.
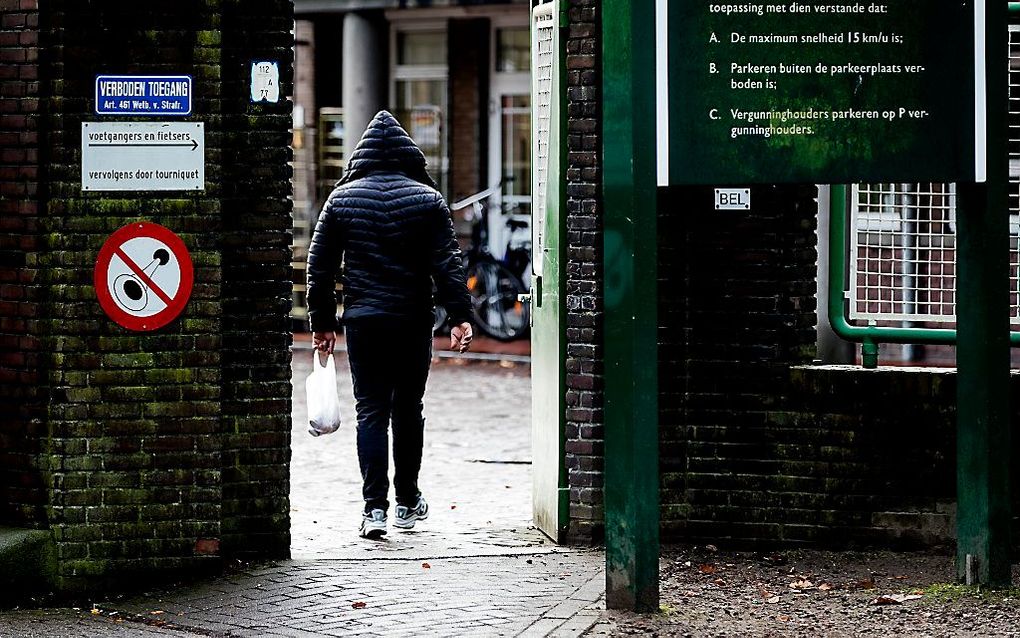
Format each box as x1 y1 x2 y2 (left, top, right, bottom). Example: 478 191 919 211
392 28 449 194
497 27 530 73
501 94 531 216
398 31 446 65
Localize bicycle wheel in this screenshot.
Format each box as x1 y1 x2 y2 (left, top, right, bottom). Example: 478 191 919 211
466 260 529 341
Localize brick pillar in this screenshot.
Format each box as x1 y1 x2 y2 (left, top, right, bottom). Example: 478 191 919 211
448 18 488 203
218 2 294 557
0 0 45 530
0 0 293 594
563 0 604 544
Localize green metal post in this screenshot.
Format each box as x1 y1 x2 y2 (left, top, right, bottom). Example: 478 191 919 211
956 0 1012 587
861 338 879 369
602 0 660 612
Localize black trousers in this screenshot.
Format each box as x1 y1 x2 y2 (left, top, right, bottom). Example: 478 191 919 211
345 318 433 513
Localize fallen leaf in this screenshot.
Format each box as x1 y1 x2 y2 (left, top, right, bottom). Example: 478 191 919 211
759 589 773 600
778 614 792 622
766 596 781 604
90 608 101 616
789 579 814 590
712 578 726 586
422 563 431 569
818 583 834 591
871 593 923 606
856 578 876 590
697 564 717 574
705 544 719 553
681 589 699 597
758 552 787 565
894 575 908 580
149 611 165 615
352 601 367 609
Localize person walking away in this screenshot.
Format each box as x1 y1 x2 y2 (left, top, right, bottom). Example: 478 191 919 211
306 111 473 539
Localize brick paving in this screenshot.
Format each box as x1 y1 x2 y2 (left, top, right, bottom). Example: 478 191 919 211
0 348 606 637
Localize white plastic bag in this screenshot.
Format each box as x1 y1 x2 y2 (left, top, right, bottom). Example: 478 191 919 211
306 350 342 437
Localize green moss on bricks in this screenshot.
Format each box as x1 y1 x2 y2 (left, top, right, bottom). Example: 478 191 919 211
194 64 222 81
64 387 100 403
97 337 141 352
661 504 693 519
144 369 196 384
104 386 155 402
190 253 221 267
182 319 218 331
193 48 220 64
101 353 156 368
195 30 221 46
61 560 113 578
48 199 141 216
0 528 57 597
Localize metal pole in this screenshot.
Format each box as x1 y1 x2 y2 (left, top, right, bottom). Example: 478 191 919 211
815 185 856 363
955 0 1012 587
602 0 660 612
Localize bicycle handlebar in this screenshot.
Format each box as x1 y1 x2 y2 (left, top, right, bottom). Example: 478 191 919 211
449 176 515 211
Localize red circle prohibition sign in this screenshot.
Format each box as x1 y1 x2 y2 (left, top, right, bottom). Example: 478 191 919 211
94 222 194 332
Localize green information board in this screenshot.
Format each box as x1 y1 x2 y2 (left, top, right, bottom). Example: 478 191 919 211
660 0 978 185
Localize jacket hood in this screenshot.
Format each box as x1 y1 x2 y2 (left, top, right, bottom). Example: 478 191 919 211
337 110 439 189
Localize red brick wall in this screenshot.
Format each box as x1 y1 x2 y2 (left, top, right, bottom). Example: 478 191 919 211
0 0 46 529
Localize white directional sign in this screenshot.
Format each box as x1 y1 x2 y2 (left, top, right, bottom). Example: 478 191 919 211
81 121 204 191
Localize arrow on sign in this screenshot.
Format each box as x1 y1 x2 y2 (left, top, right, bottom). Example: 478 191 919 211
87 140 199 150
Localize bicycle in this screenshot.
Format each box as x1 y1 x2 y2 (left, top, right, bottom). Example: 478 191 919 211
433 181 531 341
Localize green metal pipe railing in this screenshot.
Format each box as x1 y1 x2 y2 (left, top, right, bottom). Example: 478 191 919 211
827 185 1020 368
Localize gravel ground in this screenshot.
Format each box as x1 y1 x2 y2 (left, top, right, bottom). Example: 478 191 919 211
589 547 1020 637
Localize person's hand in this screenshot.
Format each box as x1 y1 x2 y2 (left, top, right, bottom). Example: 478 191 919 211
450 322 473 354
312 331 336 354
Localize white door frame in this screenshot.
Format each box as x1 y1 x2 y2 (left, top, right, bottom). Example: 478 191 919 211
487 16 531 257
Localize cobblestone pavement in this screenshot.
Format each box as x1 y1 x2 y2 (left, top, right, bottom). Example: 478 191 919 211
0 347 605 637
290 347 554 559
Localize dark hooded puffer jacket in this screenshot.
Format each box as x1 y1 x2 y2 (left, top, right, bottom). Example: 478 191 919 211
305 110 472 332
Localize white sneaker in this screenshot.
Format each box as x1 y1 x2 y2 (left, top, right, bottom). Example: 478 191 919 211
393 496 429 529
359 509 387 539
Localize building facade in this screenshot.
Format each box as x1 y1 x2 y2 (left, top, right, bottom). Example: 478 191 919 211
291 0 533 326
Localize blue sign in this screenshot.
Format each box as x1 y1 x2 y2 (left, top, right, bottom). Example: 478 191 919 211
95 75 193 116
